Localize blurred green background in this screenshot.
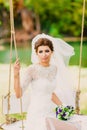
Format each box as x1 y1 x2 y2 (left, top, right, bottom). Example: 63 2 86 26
0 0 87 37
0 0 87 66
0 41 87 67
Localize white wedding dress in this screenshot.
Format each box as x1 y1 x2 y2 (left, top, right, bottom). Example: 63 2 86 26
3 64 87 130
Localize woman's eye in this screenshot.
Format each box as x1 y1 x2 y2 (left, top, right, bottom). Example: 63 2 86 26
45 50 50 53
38 50 43 53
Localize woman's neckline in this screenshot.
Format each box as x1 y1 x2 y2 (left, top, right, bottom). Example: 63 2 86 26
37 63 51 68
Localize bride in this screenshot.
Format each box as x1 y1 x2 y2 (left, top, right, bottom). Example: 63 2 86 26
4 33 83 130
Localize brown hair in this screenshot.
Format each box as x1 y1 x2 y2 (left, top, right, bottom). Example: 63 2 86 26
34 38 54 52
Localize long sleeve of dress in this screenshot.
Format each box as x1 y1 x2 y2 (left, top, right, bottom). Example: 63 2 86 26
20 65 33 94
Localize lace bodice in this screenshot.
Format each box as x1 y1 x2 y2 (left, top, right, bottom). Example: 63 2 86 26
20 64 57 93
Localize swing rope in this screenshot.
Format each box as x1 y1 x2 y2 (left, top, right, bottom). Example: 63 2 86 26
5 0 24 129
5 0 13 121
75 0 85 114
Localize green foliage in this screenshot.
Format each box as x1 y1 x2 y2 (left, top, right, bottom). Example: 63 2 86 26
0 0 87 37
28 0 87 37
0 20 2 26
0 45 31 65
9 112 26 120
0 0 9 10
0 0 3 3
0 41 87 67
69 41 87 67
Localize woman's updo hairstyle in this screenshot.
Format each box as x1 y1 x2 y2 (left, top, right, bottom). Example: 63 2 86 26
34 38 54 52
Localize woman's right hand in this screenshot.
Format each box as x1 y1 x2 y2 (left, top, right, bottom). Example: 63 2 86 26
14 59 22 98
14 59 20 78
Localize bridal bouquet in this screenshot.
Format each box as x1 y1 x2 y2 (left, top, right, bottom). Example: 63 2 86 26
55 105 75 120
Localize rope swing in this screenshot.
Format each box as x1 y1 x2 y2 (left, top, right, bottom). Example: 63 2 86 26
5 0 24 129
75 0 86 114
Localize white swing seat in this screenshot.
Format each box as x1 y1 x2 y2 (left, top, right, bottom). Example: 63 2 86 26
1 91 87 130
2 115 87 130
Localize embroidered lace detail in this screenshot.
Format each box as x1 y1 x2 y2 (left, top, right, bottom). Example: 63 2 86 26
32 64 57 81
20 64 57 92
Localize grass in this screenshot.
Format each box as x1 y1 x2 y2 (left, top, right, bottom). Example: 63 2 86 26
0 113 26 125
0 41 87 67
7 112 26 121
69 41 87 67
0 46 32 65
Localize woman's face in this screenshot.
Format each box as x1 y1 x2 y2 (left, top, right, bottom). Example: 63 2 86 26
37 45 53 65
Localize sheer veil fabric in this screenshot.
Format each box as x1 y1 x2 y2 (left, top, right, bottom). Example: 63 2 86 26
31 33 74 65
31 33 76 107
